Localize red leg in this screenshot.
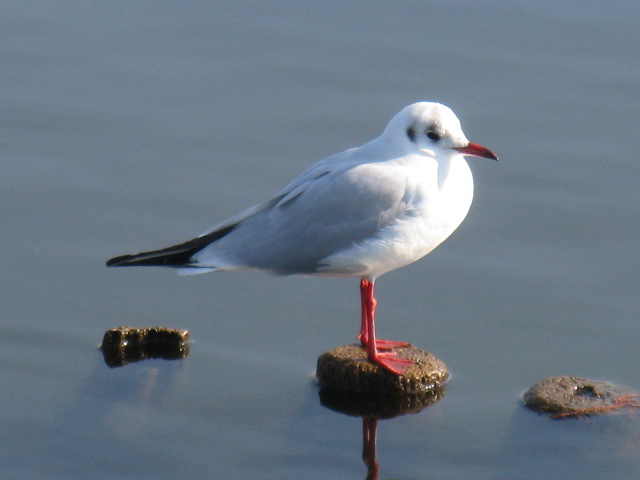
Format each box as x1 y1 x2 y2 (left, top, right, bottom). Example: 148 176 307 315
358 279 410 350
358 279 369 344
359 278 414 375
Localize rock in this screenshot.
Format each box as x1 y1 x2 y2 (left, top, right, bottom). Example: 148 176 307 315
523 376 639 418
316 344 448 394
101 326 190 368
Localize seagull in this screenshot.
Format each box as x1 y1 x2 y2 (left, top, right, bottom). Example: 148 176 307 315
107 102 498 375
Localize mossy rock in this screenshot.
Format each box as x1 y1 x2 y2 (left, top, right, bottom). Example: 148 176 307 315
523 376 628 416
316 344 448 394
101 326 190 368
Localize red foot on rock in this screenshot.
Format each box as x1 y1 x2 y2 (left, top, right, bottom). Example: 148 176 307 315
358 335 411 351
371 351 415 375
374 339 411 350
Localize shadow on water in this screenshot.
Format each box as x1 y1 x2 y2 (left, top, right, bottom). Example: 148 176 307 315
49 353 188 477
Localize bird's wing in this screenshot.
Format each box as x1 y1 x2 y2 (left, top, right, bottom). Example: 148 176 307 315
108 141 419 275
106 149 360 270
193 153 417 275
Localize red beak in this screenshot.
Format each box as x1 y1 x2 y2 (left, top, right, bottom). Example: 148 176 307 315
454 142 498 161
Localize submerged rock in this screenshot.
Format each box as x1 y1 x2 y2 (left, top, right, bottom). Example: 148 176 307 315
523 376 640 418
316 344 448 395
101 326 190 368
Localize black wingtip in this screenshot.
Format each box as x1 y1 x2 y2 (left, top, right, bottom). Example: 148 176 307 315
105 249 194 268
106 254 138 267
105 223 238 269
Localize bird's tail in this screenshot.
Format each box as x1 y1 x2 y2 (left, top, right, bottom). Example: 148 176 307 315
106 224 236 268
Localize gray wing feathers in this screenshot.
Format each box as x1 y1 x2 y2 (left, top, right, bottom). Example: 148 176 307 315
193 157 412 274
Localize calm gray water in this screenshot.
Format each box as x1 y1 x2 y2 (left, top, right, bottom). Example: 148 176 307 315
3 1 640 478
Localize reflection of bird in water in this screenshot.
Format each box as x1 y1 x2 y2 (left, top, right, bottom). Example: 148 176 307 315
363 417 379 480
319 385 446 480
107 102 497 375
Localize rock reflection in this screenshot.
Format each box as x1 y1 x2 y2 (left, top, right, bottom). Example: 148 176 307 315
319 386 446 479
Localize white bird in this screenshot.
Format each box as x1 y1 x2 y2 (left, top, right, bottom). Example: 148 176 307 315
107 102 498 375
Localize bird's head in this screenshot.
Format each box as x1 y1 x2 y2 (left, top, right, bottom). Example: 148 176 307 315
384 102 498 161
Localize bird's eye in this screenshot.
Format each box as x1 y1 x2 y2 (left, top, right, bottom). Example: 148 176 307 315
426 131 441 141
